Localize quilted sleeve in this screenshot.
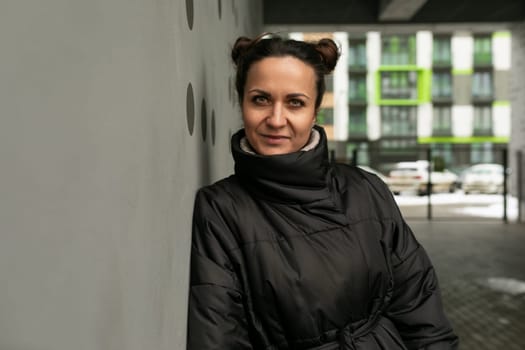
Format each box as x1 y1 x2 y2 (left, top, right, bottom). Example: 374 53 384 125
383 192 459 349
186 189 253 350
357 171 459 350
386 219 459 350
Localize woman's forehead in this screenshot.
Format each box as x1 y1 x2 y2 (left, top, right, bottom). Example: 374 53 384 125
245 56 316 88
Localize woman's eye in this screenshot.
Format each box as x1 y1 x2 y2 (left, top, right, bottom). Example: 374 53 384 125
252 95 269 104
289 99 305 107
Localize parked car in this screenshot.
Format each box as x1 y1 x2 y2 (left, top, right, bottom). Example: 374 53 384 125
462 163 504 194
447 164 472 190
387 160 458 196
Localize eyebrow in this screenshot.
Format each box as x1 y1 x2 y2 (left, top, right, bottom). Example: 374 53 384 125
247 89 311 99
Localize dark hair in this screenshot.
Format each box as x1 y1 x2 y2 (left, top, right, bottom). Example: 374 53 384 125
231 33 340 110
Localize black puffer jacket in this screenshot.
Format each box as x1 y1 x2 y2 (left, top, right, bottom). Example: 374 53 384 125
187 126 458 350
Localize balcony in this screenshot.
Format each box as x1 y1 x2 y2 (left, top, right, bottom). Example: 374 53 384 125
432 128 453 137
473 128 493 137
473 53 492 68
349 76 367 105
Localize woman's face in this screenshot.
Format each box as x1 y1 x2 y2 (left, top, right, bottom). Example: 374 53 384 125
241 56 317 156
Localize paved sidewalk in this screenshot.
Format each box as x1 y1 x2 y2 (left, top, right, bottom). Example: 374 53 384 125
409 221 525 350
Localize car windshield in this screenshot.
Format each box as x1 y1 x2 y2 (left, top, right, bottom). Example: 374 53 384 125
396 168 419 172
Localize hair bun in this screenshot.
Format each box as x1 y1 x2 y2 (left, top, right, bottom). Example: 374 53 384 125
231 36 254 66
315 38 340 73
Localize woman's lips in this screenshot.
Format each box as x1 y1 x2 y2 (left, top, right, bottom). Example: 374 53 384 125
261 134 289 145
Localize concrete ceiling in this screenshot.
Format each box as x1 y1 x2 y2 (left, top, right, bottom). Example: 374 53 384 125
379 0 429 21
263 0 525 25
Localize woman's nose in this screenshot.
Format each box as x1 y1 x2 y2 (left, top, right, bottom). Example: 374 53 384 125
266 104 286 128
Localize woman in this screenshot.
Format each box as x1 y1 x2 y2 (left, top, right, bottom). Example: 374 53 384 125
187 34 458 350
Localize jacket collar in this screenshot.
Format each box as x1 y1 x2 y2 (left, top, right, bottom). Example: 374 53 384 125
231 125 332 204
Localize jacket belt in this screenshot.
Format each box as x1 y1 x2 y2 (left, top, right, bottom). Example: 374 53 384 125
270 314 382 349
335 315 383 350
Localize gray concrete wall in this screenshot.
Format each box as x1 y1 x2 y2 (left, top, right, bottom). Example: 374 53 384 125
493 70 510 101
452 74 472 105
0 1 262 349
510 21 525 221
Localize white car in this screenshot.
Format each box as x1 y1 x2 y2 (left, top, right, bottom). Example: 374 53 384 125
462 163 504 194
387 160 458 196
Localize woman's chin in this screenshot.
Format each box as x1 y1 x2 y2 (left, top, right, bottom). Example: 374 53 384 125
255 145 292 156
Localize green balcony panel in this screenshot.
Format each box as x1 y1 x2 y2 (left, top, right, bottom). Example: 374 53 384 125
375 67 430 105
418 136 509 144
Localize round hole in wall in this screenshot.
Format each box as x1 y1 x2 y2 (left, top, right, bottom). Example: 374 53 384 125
186 0 194 30
186 83 195 135
211 110 216 145
201 98 207 142
218 0 222 19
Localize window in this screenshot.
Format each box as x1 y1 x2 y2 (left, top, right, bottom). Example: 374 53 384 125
380 71 418 100
348 40 367 68
381 106 417 136
381 35 416 65
349 107 367 136
347 142 370 165
432 106 452 135
473 105 492 135
471 143 493 163
432 143 453 167
349 75 367 101
432 72 452 99
472 72 493 99
317 108 334 125
380 139 418 149
433 36 452 66
473 35 492 66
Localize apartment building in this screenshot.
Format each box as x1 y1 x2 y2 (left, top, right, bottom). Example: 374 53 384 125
294 30 512 172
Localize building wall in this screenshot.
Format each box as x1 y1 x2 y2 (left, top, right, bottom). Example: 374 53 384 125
510 20 525 220
0 1 262 349
287 25 515 170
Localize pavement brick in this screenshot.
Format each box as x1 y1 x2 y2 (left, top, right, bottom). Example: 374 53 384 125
409 221 525 350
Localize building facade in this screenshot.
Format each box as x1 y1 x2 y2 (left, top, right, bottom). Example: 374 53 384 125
294 30 512 173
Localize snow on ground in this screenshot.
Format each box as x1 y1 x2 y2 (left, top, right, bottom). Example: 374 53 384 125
481 277 525 295
393 192 519 220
